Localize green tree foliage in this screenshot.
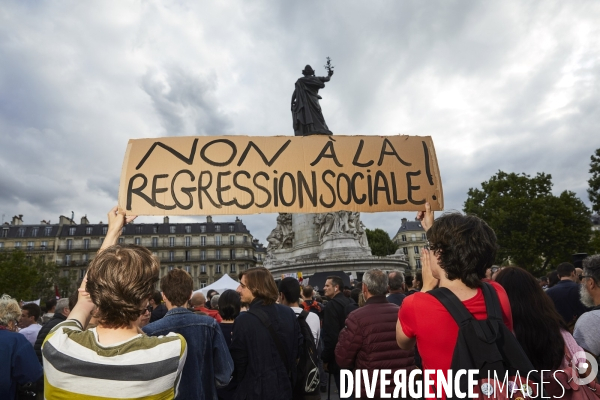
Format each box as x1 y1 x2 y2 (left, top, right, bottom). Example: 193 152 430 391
464 171 591 275
366 228 399 256
589 148 600 213
0 250 59 300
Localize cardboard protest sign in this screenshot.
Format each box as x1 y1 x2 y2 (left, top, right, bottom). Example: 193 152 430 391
118 135 443 216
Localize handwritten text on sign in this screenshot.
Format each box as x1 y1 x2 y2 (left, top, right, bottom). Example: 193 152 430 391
118 135 444 216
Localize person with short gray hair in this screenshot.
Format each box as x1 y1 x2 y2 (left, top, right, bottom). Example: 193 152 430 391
387 270 406 306
335 268 415 397
210 295 220 310
573 254 600 361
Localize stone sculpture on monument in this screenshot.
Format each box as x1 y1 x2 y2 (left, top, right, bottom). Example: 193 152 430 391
264 58 408 279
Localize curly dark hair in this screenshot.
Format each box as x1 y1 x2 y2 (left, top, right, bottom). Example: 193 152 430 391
495 267 567 371
86 244 159 328
427 213 497 288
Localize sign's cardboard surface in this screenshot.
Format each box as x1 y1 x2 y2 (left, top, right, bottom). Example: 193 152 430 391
118 135 443 216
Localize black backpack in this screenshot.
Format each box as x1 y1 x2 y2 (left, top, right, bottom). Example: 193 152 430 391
294 310 320 399
429 283 543 400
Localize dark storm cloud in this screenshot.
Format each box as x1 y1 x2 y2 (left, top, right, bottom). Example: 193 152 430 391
0 0 599 242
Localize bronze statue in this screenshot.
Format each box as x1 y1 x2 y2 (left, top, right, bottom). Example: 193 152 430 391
291 60 334 136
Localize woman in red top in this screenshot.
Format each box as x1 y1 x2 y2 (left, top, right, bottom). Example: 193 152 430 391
396 204 513 397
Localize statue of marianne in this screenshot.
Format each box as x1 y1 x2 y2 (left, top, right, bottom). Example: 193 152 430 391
291 64 334 136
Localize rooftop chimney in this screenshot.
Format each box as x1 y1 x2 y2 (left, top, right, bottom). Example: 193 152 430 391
11 215 23 225
163 216 169 224
81 215 89 225
207 215 213 223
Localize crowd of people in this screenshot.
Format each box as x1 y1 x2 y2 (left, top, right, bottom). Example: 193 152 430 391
1 203 599 400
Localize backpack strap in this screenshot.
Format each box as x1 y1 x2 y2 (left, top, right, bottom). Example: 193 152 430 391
428 287 474 327
480 282 503 321
299 310 309 320
248 308 291 376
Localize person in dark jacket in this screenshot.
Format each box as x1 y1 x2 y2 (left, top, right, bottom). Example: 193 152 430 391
34 296 73 364
545 262 590 326
322 275 353 394
230 267 302 400
386 270 406 306
336 269 415 399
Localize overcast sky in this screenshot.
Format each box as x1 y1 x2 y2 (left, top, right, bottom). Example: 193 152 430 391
1 0 599 243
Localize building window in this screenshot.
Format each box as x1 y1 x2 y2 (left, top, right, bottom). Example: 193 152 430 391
185 236 191 247
45 227 52 236
215 264 221 273
41 241 47 250
401 235 407 242
31 227 39 236
118 237 124 244
185 251 191 261
201 225 206 233
84 239 90 249
215 225 221 233
153 225 158 234
152 237 158 247
230 249 235 260
18 227 26 237
66 239 73 250
169 237 175 247
414 246 420 254
216 250 221 260
246 263 249 270
215 236 221 246
229 225 234 232
411 234 416 241
201 265 206 274
2 229 8 238
184 265 190 273
230 235 235 245
169 251 175 261
0 242 3 249
230 264 236 273
421 233 426 240
201 250 206 260
15 241 21 248
257 254 262 261
121 227 126 235
243 236 247 243
135 237 141 245
201 236 206 246
80 269 86 279
135 226 142 234
185 225 191 233
168 265 174 271
201 281 207 288
27 241 34 250
83 253 88 262
65 254 71 265
403 247 408 255
416 259 422 269
86 227 93 235
102 226 108 235
170 226 176 234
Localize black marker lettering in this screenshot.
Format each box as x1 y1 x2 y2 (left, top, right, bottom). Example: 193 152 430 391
373 171 391 205
237 140 291 167
390 172 407 205
127 173 154 210
200 139 237 167
407 170 426 205
233 171 254 209
152 174 176 210
216 171 235 207
319 170 336 208
377 138 411 167
171 170 196 210
279 172 296 207
198 171 221 209
136 139 198 170
253 172 271 208
352 139 374 167
310 141 343 167
297 171 317 208
337 173 352 205
351 172 366 204
273 176 279 207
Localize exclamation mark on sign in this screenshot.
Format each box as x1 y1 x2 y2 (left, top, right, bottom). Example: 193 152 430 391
422 141 436 201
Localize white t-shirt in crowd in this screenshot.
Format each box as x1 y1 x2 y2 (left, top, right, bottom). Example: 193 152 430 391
19 323 42 345
291 306 320 346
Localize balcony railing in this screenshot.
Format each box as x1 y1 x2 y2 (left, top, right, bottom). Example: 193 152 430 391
0 246 54 252
159 255 255 263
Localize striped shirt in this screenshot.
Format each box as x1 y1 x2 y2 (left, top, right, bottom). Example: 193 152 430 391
42 320 187 400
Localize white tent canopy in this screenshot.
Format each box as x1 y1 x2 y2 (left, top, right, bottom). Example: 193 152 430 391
193 274 239 296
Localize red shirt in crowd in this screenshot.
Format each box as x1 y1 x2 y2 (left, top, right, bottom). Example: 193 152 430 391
193 306 223 323
399 281 513 395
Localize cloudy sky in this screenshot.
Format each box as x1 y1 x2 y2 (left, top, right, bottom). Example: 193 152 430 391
1 0 599 243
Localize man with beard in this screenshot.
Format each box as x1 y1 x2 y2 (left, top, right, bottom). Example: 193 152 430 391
573 254 600 362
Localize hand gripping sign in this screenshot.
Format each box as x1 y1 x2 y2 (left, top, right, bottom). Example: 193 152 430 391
118 135 443 216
